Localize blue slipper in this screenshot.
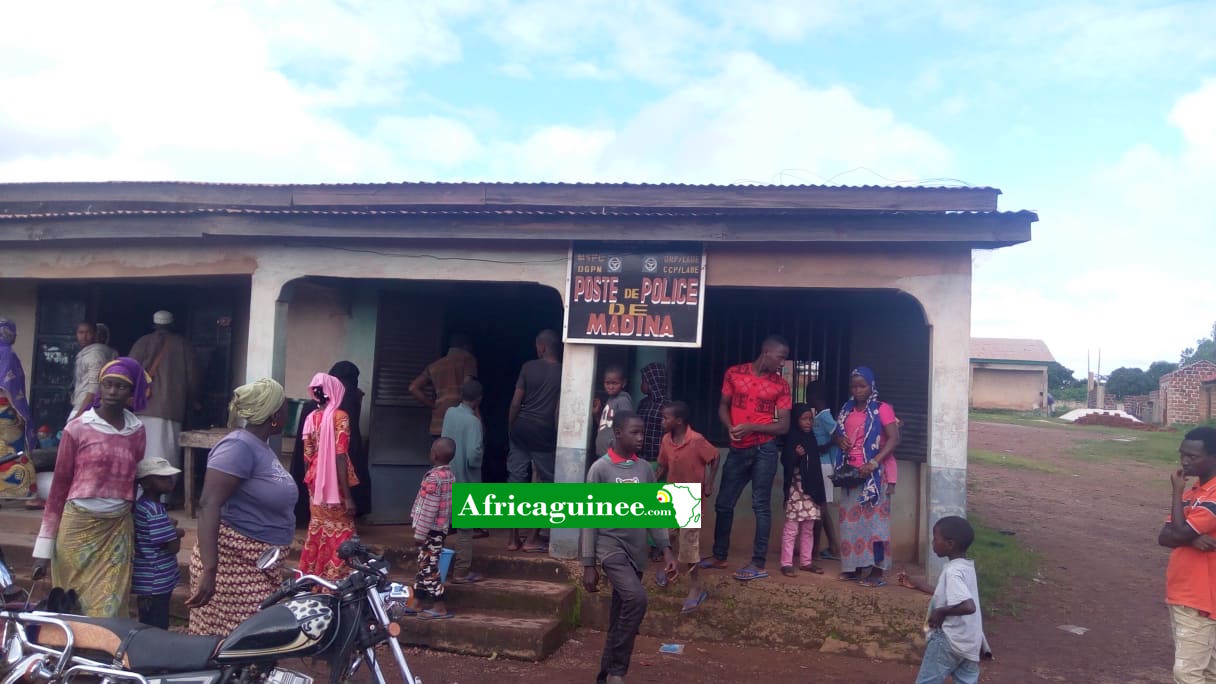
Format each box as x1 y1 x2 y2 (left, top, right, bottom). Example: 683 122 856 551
732 566 769 581
419 609 454 620
681 590 709 614
655 571 670 588
819 550 841 561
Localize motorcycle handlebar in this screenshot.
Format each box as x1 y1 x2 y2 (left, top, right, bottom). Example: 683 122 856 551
337 538 374 561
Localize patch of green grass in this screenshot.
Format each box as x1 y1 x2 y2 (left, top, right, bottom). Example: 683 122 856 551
968 516 1038 617
969 409 1061 426
969 448 1069 474
1069 430 1182 466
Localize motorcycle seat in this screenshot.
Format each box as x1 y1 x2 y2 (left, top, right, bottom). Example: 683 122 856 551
33 615 222 672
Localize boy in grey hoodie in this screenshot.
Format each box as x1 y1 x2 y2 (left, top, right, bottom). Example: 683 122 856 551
582 412 677 684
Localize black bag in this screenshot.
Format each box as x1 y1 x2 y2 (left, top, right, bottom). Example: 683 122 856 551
830 463 867 489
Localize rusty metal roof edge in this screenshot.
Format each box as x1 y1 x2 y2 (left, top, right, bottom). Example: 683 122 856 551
0 207 1039 221
0 179 1001 191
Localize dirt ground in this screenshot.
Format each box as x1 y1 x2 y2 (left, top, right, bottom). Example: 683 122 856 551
291 418 1178 683
968 420 1172 684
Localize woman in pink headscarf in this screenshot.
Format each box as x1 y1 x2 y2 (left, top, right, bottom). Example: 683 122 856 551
298 372 359 583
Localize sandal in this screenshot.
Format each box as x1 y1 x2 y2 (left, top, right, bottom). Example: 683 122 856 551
681 590 709 614
800 564 825 575
818 550 840 561
419 609 454 620
780 566 796 578
732 565 769 581
522 543 549 553
858 578 888 588
838 572 860 582
449 572 483 584
697 557 729 570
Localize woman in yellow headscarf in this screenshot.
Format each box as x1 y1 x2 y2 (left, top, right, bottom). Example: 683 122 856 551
185 378 298 636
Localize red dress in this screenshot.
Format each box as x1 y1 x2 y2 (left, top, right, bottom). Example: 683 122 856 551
298 409 359 583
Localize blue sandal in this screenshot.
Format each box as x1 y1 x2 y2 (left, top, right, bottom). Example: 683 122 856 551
681 590 709 614
732 565 769 581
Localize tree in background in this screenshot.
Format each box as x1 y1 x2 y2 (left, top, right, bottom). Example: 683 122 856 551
1181 322 1216 367
1047 361 1080 389
1148 360 1179 383
1106 367 1157 398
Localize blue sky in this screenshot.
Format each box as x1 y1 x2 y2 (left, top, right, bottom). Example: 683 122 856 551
3 1 1214 376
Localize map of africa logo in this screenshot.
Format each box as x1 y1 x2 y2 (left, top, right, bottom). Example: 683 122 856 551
658 483 702 528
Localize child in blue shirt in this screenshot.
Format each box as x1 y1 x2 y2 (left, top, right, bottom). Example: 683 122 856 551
133 457 185 629
809 385 842 560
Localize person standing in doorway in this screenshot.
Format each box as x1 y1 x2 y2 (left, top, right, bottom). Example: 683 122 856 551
834 366 900 587
443 379 485 583
701 335 792 582
506 329 562 553
69 321 118 422
129 310 199 506
636 362 669 464
292 360 370 525
410 333 478 442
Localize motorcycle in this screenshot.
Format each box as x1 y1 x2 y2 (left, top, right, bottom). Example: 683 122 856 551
0 539 420 683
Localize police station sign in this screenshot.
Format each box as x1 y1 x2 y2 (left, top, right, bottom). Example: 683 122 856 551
564 242 706 347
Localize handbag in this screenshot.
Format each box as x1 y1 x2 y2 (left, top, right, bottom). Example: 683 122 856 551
830 462 867 489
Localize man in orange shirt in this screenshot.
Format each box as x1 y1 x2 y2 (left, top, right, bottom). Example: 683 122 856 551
410 333 478 441
1158 427 1216 684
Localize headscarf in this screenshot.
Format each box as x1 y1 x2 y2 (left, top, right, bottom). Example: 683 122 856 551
833 366 884 506
228 378 286 428
782 403 826 505
302 372 346 505
637 362 669 462
0 318 36 449
93 357 153 413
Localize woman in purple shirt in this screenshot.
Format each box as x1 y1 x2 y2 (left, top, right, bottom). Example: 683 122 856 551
186 378 298 636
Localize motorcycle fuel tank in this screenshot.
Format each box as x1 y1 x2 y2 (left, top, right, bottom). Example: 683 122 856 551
215 595 338 662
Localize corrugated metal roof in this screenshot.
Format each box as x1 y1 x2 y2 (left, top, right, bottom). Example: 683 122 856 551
0 180 1001 191
970 338 1056 364
0 207 1038 221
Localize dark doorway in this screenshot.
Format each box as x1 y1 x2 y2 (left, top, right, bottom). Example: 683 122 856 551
369 281 563 523
31 278 249 433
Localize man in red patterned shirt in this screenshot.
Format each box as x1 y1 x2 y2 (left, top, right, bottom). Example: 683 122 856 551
700 335 792 581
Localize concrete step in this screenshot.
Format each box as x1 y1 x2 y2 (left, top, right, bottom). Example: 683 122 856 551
442 577 576 617
396 609 569 661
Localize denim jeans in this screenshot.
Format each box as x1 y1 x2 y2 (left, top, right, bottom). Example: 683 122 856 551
711 440 779 568
915 630 979 684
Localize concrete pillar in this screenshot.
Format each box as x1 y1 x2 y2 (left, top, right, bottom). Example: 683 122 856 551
904 268 971 582
245 272 293 385
550 343 597 559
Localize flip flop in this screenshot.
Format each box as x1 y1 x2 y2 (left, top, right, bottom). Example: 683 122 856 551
838 573 860 582
419 609 454 620
858 578 888 588
697 557 728 570
522 544 549 553
818 550 840 561
681 590 709 614
732 566 769 581
800 564 825 575
655 571 670 588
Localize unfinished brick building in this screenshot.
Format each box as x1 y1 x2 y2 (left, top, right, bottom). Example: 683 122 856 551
1160 360 1216 425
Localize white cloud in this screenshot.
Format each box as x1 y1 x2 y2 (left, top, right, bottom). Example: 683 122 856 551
972 78 1216 373
482 53 952 184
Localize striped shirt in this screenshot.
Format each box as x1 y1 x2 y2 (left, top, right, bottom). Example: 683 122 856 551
132 497 180 595
411 465 454 541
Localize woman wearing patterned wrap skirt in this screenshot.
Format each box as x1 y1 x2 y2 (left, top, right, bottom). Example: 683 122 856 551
298 372 358 584
187 379 297 636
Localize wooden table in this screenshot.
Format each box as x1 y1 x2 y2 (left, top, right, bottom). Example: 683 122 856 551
178 428 234 518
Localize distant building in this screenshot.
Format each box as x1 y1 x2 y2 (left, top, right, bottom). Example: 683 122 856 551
1159 360 1216 426
969 338 1055 411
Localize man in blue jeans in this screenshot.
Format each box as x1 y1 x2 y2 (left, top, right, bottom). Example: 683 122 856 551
700 335 792 581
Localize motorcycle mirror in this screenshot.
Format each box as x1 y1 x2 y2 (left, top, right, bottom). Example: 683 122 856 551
256 547 281 571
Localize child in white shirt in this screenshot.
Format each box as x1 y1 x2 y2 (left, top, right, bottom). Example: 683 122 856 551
898 516 990 684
